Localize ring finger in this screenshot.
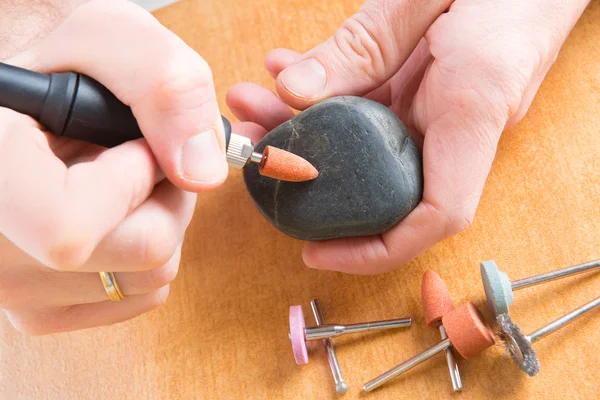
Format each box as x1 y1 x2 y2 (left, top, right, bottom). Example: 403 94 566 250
2 243 182 310
3 179 194 273
4 285 170 335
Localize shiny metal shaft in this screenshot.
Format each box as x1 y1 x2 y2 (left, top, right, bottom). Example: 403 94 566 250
511 259 600 291
363 338 452 392
310 300 348 396
439 326 462 392
250 152 262 164
305 317 412 341
528 295 600 343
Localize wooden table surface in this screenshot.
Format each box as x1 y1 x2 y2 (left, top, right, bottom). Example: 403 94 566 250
2 1 600 399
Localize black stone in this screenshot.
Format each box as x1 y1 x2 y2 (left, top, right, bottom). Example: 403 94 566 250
243 96 423 241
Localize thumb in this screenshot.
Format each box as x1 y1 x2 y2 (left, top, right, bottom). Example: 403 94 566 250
7 0 228 192
276 0 451 109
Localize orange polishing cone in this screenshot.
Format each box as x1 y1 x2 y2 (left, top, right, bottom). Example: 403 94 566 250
258 146 318 182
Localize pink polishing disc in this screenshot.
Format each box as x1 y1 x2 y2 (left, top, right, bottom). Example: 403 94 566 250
289 305 309 364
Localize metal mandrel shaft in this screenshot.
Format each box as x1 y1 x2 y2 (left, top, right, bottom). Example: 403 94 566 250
498 295 600 376
528 295 600 343
511 259 600 291
288 305 412 366
439 325 462 392
310 300 348 396
225 130 318 182
304 317 412 341
482 258 600 320
363 338 452 392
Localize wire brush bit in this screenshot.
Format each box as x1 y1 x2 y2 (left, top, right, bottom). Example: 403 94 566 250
496 314 540 376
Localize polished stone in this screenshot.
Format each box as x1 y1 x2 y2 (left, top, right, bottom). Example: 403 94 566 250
243 96 423 241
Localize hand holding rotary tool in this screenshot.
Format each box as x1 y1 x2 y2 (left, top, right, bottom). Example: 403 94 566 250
0 62 318 183
0 0 310 335
0 0 419 340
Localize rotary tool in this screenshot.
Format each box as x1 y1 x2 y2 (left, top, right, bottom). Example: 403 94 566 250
0 62 317 182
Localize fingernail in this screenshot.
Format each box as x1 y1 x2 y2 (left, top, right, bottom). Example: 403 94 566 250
181 129 228 183
280 58 327 99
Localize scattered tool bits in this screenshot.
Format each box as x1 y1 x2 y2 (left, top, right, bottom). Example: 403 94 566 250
363 272 495 392
292 259 599 394
421 271 463 392
481 259 600 376
288 303 412 365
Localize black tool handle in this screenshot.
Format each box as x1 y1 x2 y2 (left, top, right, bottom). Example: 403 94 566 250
0 62 231 148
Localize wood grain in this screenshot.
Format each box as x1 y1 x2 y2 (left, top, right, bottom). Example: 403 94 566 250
1 0 600 399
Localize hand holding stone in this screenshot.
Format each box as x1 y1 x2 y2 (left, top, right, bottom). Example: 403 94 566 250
227 0 590 274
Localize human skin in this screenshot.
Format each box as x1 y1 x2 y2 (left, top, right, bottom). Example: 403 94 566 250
0 0 88 60
0 0 592 335
0 0 229 334
227 0 592 274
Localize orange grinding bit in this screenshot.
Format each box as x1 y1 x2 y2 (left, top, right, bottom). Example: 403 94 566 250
442 302 495 359
421 270 455 328
363 300 492 392
421 270 463 392
364 300 489 392
258 145 319 182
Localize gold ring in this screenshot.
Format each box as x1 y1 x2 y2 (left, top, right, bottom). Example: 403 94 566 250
99 272 124 302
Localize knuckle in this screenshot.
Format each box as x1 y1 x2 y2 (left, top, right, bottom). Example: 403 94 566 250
425 202 475 238
352 236 387 266
137 227 180 270
483 51 535 115
149 56 216 114
45 243 88 271
453 42 533 117
151 286 171 307
41 217 93 271
43 234 92 271
428 18 542 119
445 209 475 236
333 11 388 80
142 257 180 291
160 257 180 283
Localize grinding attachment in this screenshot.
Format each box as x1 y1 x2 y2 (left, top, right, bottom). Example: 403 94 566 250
421 270 463 392
442 302 495 359
309 299 348 396
421 270 455 327
288 303 411 366
259 145 319 182
363 302 492 393
496 296 600 377
480 258 600 321
496 314 540 376
366 258 600 392
289 305 309 365
480 260 514 318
